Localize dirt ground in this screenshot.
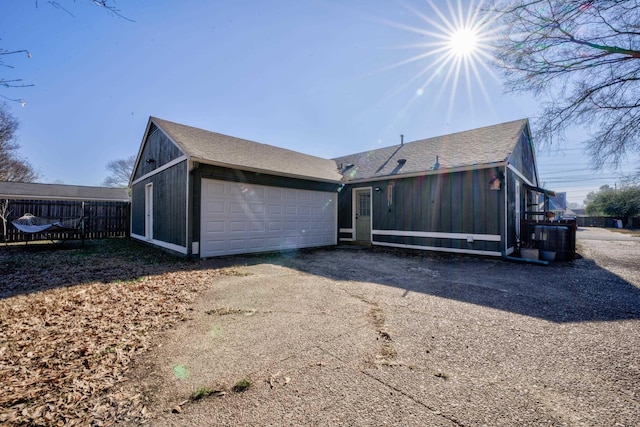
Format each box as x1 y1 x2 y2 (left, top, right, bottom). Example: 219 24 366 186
126 228 640 426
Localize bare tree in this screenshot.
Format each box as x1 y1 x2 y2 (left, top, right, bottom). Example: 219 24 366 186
490 1 640 168
103 155 135 188
1 0 132 104
0 199 11 242
0 103 38 182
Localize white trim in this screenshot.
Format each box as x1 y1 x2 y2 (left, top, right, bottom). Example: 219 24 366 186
144 183 153 240
339 238 356 242
131 233 189 254
507 163 535 188
185 164 190 254
344 162 507 184
333 193 338 246
515 180 521 243
372 229 501 242
131 155 188 186
339 228 354 233
504 165 509 255
374 241 501 257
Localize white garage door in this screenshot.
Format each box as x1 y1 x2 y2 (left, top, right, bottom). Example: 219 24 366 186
200 178 337 257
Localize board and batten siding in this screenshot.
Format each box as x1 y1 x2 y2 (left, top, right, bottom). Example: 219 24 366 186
132 124 185 181
508 132 537 186
131 160 188 250
339 167 505 255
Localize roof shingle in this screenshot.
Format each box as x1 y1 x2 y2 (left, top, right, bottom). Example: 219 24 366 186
151 117 343 183
0 182 130 201
333 119 528 181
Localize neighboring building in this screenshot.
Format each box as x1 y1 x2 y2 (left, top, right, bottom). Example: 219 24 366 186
539 191 570 219
131 117 550 258
0 181 130 202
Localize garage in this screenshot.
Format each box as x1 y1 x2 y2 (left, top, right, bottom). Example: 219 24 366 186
200 178 337 257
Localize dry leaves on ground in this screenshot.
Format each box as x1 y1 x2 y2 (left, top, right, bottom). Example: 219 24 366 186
0 239 234 426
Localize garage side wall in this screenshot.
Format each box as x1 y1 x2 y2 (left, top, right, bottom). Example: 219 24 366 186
339 167 505 255
132 124 184 181
131 160 188 250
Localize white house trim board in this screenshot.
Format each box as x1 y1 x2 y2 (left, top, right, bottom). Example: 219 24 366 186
144 183 153 240
185 168 191 255
131 233 189 254
507 163 535 188
504 165 509 255
372 229 501 242
131 155 189 186
339 228 354 241
374 241 502 257
344 162 507 185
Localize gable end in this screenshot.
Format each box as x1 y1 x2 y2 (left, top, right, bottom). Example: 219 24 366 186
132 122 187 182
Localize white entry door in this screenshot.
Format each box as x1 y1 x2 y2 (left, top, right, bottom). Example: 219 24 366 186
354 188 371 242
200 179 337 257
145 183 153 240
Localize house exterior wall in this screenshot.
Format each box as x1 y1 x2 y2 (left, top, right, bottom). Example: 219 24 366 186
505 127 538 253
131 161 188 252
132 124 184 181
339 167 505 255
509 131 537 185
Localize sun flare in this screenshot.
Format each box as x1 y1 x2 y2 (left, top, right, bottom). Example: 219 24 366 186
374 0 500 118
449 28 479 57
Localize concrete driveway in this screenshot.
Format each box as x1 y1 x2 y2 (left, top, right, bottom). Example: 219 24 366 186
130 230 640 426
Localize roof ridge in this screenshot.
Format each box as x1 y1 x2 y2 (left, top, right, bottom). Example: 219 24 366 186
151 117 333 163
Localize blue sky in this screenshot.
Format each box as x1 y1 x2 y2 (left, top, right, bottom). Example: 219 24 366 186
2 0 637 206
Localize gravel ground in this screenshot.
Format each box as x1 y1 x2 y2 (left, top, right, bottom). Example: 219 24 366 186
128 227 640 426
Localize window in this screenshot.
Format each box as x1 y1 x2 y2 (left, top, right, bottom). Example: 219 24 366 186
359 192 371 216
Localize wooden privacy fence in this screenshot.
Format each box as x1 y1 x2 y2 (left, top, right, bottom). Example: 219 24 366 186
576 216 639 228
1 199 130 243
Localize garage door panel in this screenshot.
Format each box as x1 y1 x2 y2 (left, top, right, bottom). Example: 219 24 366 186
205 221 226 233
268 205 282 215
229 221 246 232
201 179 337 257
250 221 265 232
230 202 247 214
250 204 265 214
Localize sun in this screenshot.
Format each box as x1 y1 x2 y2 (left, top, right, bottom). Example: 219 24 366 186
372 0 500 118
449 27 479 57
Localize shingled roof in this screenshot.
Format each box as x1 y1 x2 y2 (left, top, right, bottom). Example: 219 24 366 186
151 117 343 183
0 181 130 202
333 119 529 182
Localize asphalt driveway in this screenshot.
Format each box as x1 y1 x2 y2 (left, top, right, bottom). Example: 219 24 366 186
130 228 640 426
